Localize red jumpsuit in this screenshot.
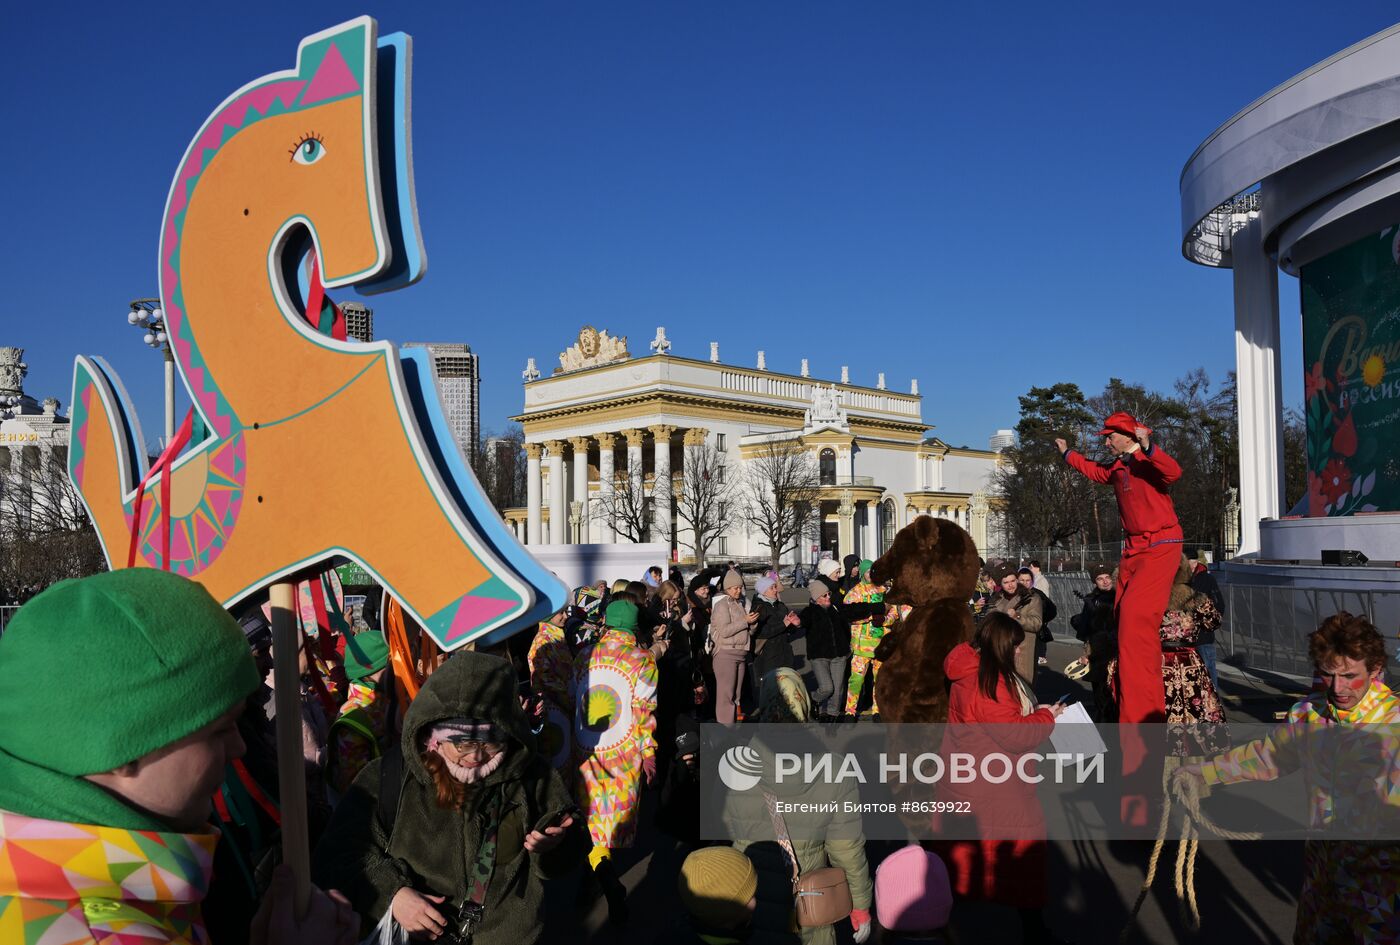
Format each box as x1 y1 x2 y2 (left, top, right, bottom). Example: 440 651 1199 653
1064 443 1182 824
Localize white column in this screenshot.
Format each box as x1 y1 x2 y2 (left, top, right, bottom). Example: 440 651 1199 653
570 436 591 544
597 433 617 543
1232 218 1284 555
650 425 676 554
932 454 944 490
545 440 567 545
623 429 646 542
970 493 989 551
863 501 877 559
525 443 542 545
837 491 856 560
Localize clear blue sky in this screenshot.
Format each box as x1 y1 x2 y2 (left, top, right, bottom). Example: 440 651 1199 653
6 3 1397 449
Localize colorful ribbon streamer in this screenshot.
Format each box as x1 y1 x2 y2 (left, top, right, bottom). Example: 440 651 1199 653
126 408 196 569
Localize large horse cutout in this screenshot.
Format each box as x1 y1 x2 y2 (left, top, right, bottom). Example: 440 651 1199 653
68 17 565 648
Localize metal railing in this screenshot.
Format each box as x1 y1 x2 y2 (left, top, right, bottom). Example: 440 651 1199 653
1221 583 1400 677
1047 574 1400 678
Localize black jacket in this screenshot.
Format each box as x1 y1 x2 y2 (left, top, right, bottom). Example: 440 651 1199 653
800 595 847 660
1070 587 1115 642
751 596 796 680
817 573 883 646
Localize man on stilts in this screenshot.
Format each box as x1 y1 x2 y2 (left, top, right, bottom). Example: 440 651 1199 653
1057 411 1181 825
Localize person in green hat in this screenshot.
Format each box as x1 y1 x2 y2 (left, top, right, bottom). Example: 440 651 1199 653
327 629 395 798
571 599 659 926
843 558 899 719
0 569 358 944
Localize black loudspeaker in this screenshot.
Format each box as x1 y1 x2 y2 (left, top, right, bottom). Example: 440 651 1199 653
1321 549 1369 566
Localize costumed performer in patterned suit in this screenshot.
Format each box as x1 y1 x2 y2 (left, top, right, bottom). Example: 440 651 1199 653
572 599 659 925
844 560 905 719
1177 612 1400 944
527 595 581 775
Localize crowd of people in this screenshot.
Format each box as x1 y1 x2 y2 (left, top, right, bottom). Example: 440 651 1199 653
0 409 1396 944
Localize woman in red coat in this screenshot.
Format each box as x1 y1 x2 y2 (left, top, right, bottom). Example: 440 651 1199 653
935 612 1069 945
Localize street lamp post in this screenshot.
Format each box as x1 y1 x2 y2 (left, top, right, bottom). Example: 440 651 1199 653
126 298 175 445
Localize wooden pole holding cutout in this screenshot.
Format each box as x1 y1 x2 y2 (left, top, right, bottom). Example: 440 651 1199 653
270 580 311 917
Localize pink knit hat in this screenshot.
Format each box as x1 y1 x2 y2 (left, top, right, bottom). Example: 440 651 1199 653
875 845 952 932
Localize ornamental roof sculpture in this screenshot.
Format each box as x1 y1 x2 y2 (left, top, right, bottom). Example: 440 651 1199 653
804 384 849 431
556 325 630 374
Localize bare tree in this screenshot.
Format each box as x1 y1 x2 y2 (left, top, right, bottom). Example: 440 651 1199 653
472 425 528 514
596 468 651 544
1 446 105 601
675 443 737 567
740 440 821 570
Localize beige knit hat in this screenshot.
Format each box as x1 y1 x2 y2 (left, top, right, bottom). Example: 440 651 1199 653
722 569 744 591
678 847 758 930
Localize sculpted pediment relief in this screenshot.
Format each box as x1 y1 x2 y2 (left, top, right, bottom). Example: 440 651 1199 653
556 325 630 374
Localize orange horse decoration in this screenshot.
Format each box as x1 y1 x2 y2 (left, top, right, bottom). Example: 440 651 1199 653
67 17 565 649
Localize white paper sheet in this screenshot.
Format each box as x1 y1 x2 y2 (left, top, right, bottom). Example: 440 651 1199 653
1048 701 1108 756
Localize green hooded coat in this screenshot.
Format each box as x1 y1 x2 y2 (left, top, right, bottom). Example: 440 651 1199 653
312 651 589 939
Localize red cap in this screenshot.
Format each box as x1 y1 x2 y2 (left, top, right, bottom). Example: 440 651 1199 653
1097 411 1147 438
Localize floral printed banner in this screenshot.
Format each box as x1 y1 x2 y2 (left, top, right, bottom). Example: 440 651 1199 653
1299 223 1400 516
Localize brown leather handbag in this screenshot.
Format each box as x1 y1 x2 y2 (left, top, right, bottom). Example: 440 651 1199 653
763 792 853 927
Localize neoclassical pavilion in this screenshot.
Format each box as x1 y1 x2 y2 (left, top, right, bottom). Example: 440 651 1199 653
502 327 1003 564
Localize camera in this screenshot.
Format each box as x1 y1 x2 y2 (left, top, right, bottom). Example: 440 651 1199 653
675 730 699 755
442 901 485 945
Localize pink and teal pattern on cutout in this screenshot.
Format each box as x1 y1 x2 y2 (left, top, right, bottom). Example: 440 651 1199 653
66 380 96 502
426 575 520 649
160 28 368 442
70 362 247 576
125 435 248 576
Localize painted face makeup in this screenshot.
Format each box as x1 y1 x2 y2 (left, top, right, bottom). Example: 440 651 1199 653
1317 656 1375 710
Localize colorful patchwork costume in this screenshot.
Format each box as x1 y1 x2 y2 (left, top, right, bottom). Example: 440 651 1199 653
572 615 658 849
326 629 394 798
844 575 905 717
1201 679 1400 943
0 811 217 945
328 679 391 797
528 618 575 773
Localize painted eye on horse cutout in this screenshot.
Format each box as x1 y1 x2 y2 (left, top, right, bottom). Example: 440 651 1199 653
291 134 327 165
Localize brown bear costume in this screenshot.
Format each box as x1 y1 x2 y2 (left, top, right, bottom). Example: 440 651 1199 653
870 516 981 723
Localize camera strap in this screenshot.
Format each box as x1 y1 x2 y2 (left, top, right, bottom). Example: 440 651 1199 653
462 789 505 919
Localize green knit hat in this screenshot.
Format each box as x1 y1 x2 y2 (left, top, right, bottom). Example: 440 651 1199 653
345 630 390 682
604 600 638 632
0 569 259 776
860 559 874 576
